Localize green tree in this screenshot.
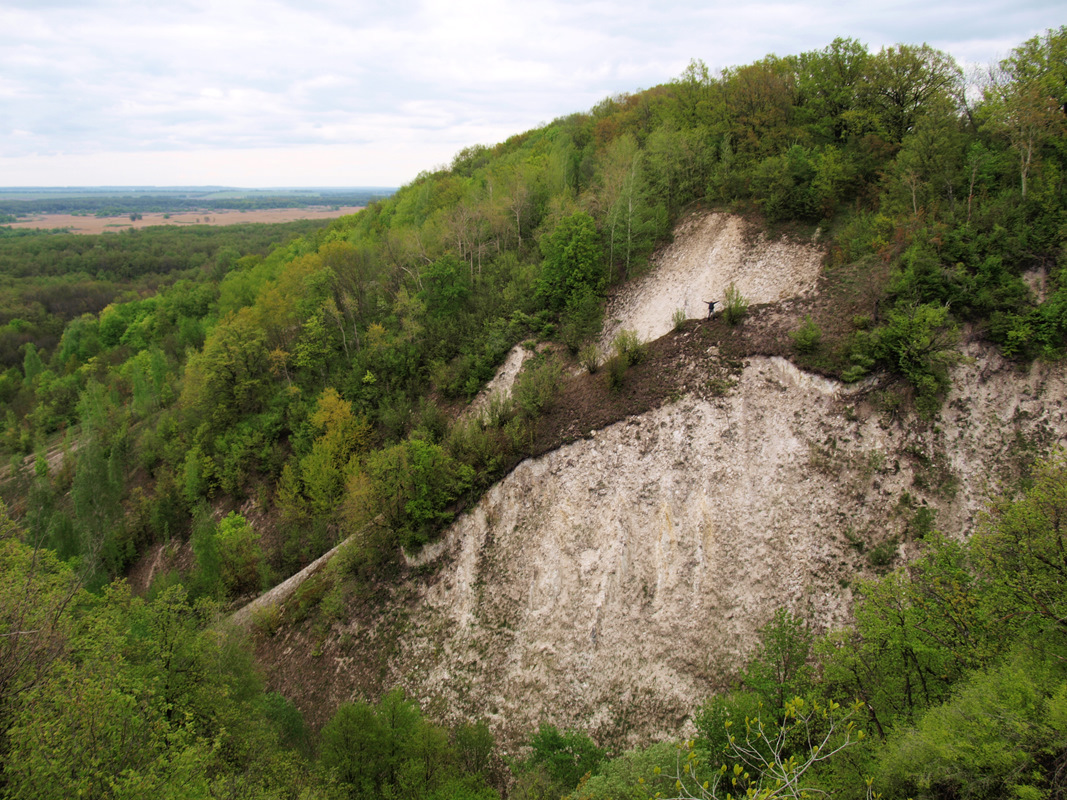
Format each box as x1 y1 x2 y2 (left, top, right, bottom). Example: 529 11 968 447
973 452 1067 642
0 503 82 721
867 44 962 143
876 648 1067 800
796 37 873 143
522 723 604 794
70 381 126 581
743 609 814 721
889 105 964 217
180 308 270 442
537 212 604 311
656 698 867 800
21 343 43 384
985 29 1067 200
216 511 263 596
873 303 959 415
350 438 474 550
819 538 987 741
320 700 387 798
4 582 317 799
319 689 485 800
299 388 372 517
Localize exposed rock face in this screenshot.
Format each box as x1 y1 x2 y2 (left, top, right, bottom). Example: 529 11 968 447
383 349 1067 747
600 212 823 350
254 211 1067 748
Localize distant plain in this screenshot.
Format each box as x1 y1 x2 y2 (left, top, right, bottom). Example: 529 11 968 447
6 205 364 234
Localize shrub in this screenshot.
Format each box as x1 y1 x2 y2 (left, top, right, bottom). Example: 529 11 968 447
722 282 749 325
867 537 898 571
578 343 601 373
672 307 687 330
481 391 515 429
791 314 822 353
514 355 562 419
873 303 959 416
605 329 647 391
606 354 628 391
250 603 282 637
611 329 647 365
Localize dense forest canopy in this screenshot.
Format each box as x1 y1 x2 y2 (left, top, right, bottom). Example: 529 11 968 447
1 27 1066 799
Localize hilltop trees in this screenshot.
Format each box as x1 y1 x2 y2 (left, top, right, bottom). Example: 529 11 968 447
984 26 1067 200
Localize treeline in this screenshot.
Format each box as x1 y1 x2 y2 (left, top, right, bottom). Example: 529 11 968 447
0 188 392 216
0 220 337 280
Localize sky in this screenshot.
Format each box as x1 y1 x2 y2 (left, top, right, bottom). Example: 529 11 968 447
1 0 1063 189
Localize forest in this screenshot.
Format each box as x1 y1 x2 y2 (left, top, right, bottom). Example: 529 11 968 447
1 26 1066 799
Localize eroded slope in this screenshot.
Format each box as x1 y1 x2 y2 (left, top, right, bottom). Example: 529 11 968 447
252 212 1067 748
601 212 823 348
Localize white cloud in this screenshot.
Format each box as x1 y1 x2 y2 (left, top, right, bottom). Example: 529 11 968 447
2 0 1064 186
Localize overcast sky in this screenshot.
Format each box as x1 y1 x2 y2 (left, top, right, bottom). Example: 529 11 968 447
1 1 1062 189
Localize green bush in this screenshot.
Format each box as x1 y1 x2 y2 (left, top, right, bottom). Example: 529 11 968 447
603 329 647 392
578 342 601 373
722 282 749 325
250 602 282 636
791 314 822 353
216 511 264 595
605 354 628 391
873 303 959 416
521 723 604 794
513 355 562 419
611 328 647 365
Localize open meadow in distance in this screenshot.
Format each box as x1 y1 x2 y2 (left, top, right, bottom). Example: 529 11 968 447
6 205 365 234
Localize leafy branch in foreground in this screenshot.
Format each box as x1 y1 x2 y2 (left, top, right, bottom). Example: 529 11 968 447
645 697 870 800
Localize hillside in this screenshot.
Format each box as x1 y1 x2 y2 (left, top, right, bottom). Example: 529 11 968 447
3 28 1067 800
245 210 1066 748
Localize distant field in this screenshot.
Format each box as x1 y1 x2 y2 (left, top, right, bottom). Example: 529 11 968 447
6 205 364 234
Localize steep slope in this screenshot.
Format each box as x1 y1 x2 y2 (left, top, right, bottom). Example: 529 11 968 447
251 212 1067 749
387 353 1063 745
600 212 823 348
